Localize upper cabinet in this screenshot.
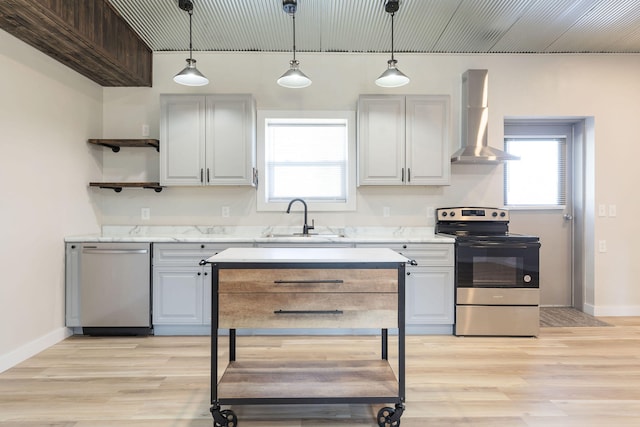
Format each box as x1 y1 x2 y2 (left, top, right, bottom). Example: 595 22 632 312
160 94 257 186
357 95 451 186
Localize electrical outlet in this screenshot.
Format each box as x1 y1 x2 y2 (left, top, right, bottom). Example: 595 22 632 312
142 124 150 137
608 204 617 217
598 204 606 217
221 206 230 217
598 240 607 253
141 207 150 220
383 207 390 217
426 207 435 218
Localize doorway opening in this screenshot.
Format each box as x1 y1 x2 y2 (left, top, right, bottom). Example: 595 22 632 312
503 118 594 312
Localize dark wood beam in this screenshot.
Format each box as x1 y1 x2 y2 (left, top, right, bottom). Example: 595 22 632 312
0 0 152 87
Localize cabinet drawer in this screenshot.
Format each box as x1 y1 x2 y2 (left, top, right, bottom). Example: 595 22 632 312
356 243 454 266
153 243 252 266
218 268 398 293
218 293 397 328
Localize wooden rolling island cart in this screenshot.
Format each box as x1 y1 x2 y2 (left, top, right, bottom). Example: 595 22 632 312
205 247 409 427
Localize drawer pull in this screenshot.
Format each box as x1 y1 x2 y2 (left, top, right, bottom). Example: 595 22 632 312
274 280 344 284
274 310 344 315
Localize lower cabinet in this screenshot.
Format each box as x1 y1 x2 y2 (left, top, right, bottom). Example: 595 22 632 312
153 266 209 325
355 242 454 334
152 242 252 335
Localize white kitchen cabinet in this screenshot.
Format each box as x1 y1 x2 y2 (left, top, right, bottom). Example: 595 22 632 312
160 94 257 186
153 266 207 325
355 242 454 334
65 243 81 328
152 242 252 335
357 95 450 186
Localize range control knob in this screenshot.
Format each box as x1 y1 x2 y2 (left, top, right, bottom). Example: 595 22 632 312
450 211 456 217
492 212 498 217
500 212 506 217
442 212 448 217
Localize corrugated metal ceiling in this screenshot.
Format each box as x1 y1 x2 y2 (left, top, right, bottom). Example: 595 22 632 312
107 0 640 54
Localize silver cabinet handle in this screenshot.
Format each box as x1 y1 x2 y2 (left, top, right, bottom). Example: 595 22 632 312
82 249 148 254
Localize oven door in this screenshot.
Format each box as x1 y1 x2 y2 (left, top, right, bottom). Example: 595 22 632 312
456 240 540 288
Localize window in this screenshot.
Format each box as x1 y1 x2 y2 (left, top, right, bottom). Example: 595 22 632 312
503 137 567 207
257 111 356 212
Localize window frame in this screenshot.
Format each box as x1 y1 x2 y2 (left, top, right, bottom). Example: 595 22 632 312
503 122 573 211
256 110 357 212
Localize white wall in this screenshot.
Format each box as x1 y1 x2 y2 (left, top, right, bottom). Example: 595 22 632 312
1 35 638 369
101 51 640 316
0 30 102 370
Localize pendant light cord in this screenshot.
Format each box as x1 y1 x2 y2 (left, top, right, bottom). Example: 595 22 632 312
390 12 395 62
188 9 194 61
292 14 297 62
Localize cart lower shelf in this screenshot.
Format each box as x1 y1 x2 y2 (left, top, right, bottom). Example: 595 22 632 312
218 359 399 403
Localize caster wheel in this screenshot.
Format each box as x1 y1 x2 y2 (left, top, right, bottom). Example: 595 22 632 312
212 408 238 427
377 406 401 427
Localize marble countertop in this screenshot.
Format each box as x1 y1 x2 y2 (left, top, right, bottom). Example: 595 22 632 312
65 225 454 244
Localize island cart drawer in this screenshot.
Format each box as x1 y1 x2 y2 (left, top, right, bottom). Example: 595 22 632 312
218 268 398 293
218 292 398 329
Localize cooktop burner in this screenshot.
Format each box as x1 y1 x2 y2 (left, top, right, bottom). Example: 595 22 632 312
435 207 539 243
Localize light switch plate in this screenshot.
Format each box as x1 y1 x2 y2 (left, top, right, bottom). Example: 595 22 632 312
608 204 617 217
598 204 606 217
598 240 607 253
141 208 150 220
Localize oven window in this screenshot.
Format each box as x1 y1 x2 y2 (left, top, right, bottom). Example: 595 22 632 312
472 256 522 286
457 244 540 288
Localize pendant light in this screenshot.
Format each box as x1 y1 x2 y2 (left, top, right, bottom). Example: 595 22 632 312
376 0 410 88
173 0 209 86
277 0 311 88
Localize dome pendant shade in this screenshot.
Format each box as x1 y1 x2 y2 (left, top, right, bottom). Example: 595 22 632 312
173 58 209 86
375 59 410 88
277 60 312 88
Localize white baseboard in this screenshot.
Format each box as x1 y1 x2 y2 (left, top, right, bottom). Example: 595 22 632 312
585 303 640 317
0 327 72 373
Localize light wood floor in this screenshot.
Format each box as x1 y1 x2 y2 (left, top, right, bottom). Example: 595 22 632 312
1 317 640 426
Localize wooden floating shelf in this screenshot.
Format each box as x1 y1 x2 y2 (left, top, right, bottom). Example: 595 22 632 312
89 182 163 193
88 139 159 152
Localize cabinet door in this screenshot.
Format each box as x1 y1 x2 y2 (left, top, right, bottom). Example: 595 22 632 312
405 267 454 325
205 95 256 186
357 95 405 185
153 266 204 325
405 95 450 185
160 95 206 185
65 243 81 327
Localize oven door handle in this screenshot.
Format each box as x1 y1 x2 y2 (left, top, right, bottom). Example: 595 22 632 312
457 241 535 249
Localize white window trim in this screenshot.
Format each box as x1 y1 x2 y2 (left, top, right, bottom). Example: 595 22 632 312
256 110 357 212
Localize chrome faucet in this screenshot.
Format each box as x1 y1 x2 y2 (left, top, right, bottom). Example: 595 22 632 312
286 198 314 236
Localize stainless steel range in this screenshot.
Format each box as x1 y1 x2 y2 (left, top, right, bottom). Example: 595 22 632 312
436 207 541 337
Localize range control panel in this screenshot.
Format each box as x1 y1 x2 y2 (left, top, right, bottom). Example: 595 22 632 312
436 207 509 222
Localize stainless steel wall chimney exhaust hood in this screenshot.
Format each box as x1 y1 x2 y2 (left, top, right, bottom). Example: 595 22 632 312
451 69 519 164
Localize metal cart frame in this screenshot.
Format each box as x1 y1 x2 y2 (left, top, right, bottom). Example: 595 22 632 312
207 259 406 427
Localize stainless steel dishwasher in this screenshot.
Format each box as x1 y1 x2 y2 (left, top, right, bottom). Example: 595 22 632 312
79 242 152 335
